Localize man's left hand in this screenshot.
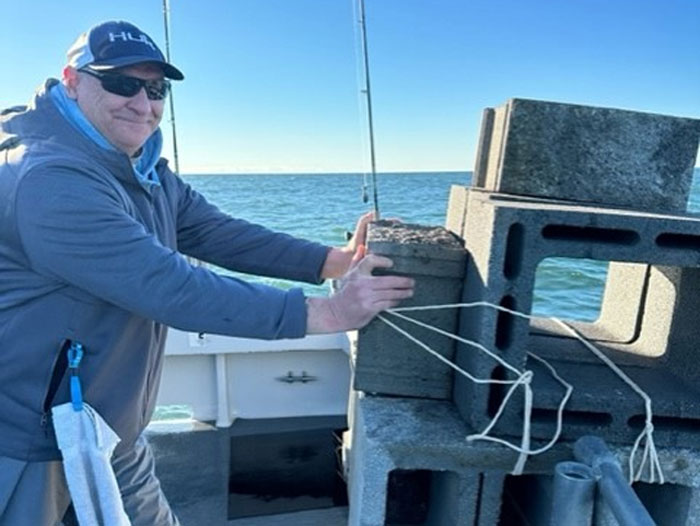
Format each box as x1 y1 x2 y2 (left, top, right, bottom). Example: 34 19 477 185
321 211 376 279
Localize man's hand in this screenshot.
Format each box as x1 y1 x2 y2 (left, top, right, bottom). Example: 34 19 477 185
307 254 414 334
321 211 376 279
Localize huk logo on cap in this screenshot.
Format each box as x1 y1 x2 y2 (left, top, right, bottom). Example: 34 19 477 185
108 31 156 51
65 20 184 80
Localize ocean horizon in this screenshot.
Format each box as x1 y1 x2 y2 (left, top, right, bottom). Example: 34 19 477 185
180 168 700 176
181 170 469 176
182 169 700 323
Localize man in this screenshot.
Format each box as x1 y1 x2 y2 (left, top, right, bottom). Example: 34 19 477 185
0 20 414 525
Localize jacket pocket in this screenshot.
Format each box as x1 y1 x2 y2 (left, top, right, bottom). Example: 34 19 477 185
41 339 73 414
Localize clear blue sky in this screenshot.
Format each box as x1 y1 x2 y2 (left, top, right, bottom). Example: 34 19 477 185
2 0 699 174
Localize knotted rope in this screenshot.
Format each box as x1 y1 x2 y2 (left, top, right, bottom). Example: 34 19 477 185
377 302 663 482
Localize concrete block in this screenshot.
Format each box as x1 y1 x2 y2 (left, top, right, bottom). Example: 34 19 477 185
525 265 700 449
472 98 700 213
353 221 467 399
445 185 469 239
452 188 700 449
343 394 510 526
343 394 700 525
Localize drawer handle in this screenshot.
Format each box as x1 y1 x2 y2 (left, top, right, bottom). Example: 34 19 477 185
276 371 317 384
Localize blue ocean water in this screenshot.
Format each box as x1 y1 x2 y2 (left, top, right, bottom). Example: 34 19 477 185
182 169 700 323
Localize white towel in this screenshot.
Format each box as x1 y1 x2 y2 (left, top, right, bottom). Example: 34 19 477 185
52 402 131 526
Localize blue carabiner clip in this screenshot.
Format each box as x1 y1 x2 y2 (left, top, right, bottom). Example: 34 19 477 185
67 342 84 412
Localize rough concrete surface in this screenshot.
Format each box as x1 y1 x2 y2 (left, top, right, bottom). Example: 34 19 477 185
353 221 467 400
453 188 700 449
472 98 700 213
343 394 700 525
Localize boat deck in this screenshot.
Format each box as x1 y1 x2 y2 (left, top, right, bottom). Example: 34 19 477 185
228 506 348 526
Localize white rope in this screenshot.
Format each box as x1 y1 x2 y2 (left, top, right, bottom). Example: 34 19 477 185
377 314 519 385
378 305 573 475
382 310 522 376
379 302 663 483
552 319 664 484
377 313 535 473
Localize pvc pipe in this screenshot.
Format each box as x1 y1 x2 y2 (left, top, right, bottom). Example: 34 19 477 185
574 435 656 526
550 461 596 526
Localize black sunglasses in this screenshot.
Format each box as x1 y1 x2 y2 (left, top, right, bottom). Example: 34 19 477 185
80 68 171 101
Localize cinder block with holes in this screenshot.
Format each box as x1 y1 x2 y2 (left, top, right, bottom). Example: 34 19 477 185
472 98 700 214
342 393 700 526
343 393 508 526
450 187 700 448
352 221 467 400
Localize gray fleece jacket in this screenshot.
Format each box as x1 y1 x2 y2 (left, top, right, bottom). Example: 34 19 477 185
0 79 330 461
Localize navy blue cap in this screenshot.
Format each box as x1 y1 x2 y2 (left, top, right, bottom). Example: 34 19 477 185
66 20 184 80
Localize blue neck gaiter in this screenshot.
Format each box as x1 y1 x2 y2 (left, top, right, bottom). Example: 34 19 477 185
50 83 162 188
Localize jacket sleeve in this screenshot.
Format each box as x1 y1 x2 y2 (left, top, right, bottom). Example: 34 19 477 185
14 167 308 339
166 170 330 284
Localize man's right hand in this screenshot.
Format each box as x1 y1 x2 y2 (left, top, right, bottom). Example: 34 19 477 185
306 254 415 334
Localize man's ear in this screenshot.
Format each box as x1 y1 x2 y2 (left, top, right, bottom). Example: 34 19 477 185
62 66 80 99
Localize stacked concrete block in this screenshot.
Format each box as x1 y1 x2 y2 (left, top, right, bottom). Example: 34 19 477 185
347 221 500 525
525 265 700 448
452 188 700 448
342 393 700 525
353 221 467 399
343 394 509 526
472 98 700 213
450 100 700 451
345 99 700 523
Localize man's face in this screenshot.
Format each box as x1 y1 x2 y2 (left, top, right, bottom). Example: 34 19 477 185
65 63 166 156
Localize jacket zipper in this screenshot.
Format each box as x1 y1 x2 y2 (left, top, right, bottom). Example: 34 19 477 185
39 339 73 435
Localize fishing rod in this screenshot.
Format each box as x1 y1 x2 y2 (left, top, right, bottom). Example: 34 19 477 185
162 0 181 176
357 0 380 219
